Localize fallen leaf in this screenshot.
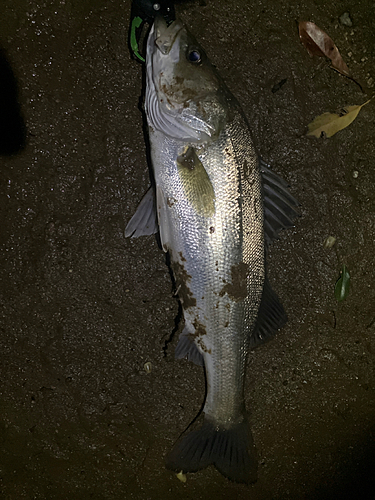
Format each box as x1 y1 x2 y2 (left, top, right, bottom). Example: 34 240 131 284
176 471 187 483
306 99 371 138
299 21 350 76
334 265 350 302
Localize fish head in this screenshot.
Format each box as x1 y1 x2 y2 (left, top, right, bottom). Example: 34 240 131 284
146 17 228 143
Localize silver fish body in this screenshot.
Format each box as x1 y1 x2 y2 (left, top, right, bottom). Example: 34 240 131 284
126 16 299 483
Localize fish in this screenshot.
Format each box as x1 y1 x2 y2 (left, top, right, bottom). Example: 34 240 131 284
125 16 299 483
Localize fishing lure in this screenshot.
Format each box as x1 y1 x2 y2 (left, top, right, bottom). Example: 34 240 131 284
130 0 176 61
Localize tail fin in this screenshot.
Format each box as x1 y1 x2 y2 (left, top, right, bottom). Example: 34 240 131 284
165 417 258 483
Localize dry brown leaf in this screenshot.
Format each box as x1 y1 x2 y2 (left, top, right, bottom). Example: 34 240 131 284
299 21 350 76
306 99 372 138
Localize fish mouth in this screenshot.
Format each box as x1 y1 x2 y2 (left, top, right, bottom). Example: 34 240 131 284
153 16 184 55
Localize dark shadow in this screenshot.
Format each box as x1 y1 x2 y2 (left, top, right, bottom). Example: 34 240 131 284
305 427 375 500
0 46 27 155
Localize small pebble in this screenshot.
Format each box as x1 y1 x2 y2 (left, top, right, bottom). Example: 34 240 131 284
339 12 353 27
324 236 336 248
352 170 359 178
144 362 152 373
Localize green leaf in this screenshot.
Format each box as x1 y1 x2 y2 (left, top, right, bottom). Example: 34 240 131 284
334 264 350 302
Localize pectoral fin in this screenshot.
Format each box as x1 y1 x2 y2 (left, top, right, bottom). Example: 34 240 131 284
177 147 215 218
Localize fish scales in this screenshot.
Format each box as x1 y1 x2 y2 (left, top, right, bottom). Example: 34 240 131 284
125 16 299 483
152 110 264 422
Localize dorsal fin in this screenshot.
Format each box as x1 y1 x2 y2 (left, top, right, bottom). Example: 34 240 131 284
260 159 299 248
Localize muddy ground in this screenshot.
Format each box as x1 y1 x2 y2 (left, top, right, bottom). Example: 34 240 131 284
1 0 375 498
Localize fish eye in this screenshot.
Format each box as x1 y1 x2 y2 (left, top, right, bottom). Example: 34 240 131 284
187 49 201 64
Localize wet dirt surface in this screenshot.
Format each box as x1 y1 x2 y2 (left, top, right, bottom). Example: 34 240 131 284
1 0 375 498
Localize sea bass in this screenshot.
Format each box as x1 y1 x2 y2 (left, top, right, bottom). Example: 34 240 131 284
125 16 299 483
